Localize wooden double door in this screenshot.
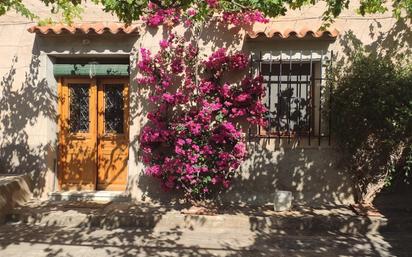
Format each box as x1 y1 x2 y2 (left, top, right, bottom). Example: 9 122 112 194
58 78 129 191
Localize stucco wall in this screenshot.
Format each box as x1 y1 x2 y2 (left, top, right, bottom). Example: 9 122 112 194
0 0 410 206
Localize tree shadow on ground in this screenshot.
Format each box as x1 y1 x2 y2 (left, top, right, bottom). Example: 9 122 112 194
373 175 412 257
1 200 411 256
0 201 214 256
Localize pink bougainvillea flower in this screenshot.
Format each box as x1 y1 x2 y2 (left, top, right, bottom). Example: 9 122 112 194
187 8 197 16
203 48 229 71
159 39 170 49
199 80 216 94
220 83 231 98
162 93 175 103
222 11 269 26
211 176 220 185
230 52 249 70
223 180 231 189
234 142 247 158
146 14 164 27
176 138 186 146
206 0 219 8
164 175 176 189
171 59 184 73
186 43 199 58
147 1 157 10
146 165 162 176
187 122 202 135
234 92 251 103
175 145 185 155
192 144 200 152
184 20 193 27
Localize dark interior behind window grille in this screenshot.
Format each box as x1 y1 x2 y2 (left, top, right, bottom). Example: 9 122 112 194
69 84 90 133
262 63 314 136
104 84 124 134
250 51 333 146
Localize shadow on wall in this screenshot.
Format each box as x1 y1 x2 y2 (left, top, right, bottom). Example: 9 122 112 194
131 24 354 206
131 18 411 206
0 55 56 198
222 141 354 207
338 18 412 64
131 24 350 206
367 19 412 59
223 18 412 257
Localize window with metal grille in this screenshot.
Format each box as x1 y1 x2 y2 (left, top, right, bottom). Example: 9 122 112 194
69 84 90 133
104 84 124 134
249 51 333 145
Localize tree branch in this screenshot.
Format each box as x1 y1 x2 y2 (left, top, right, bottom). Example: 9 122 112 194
149 0 165 9
230 0 248 10
149 0 185 10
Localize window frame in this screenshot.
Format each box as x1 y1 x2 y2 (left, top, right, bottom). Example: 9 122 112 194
248 50 334 146
259 61 317 138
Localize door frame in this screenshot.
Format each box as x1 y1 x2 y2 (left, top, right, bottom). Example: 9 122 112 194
57 76 130 191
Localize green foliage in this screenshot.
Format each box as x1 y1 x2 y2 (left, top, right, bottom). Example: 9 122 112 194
1 0 411 25
357 0 412 20
93 0 147 25
92 0 411 24
42 0 83 24
358 0 388 16
0 0 38 19
0 0 82 24
331 53 412 189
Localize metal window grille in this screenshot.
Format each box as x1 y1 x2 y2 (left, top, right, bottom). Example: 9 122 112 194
69 84 90 133
249 50 334 146
104 84 124 134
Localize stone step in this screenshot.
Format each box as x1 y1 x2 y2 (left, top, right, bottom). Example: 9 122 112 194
48 191 131 202
0 174 32 223
5 201 407 236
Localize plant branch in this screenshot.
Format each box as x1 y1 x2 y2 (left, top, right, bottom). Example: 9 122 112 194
230 0 248 10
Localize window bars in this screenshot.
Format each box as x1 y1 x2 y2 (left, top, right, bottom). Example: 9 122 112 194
69 84 90 133
249 50 334 146
104 84 125 134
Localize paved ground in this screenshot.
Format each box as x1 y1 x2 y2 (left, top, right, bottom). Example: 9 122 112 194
0 223 410 257
0 201 411 257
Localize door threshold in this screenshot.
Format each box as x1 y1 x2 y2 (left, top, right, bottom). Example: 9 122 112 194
49 191 131 202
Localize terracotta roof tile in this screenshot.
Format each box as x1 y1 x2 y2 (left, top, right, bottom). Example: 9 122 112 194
246 23 339 39
27 23 140 35
28 22 337 39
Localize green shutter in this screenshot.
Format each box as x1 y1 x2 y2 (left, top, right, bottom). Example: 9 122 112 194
54 64 129 77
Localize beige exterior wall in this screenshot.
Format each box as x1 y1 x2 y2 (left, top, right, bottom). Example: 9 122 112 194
0 0 410 206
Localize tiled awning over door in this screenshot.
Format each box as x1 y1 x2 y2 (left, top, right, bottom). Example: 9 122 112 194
27 22 140 35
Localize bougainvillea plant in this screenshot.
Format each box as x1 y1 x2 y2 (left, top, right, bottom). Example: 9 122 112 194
138 34 267 200
142 1 269 27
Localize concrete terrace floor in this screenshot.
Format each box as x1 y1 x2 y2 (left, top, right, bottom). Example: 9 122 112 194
0 200 411 257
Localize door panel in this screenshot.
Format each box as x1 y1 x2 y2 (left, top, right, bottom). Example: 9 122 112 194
59 79 97 190
58 77 129 191
97 79 129 191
